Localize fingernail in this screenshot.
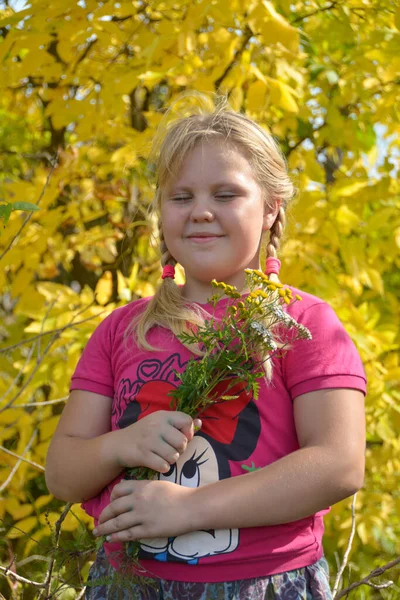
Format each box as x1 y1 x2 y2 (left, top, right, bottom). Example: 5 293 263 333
93 529 98 536
106 535 111 542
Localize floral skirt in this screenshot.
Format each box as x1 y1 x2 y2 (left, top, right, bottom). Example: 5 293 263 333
84 547 333 600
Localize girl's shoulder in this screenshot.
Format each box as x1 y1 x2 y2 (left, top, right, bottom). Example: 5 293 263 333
93 295 153 337
285 286 335 322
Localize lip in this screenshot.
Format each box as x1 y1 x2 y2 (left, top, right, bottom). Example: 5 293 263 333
187 235 224 243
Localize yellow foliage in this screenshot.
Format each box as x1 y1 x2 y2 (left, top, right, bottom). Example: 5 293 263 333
0 1 399 596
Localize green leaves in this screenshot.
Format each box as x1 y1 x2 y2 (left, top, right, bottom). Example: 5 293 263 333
0 201 39 228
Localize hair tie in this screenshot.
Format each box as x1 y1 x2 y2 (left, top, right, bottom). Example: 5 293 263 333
266 257 281 276
162 265 175 280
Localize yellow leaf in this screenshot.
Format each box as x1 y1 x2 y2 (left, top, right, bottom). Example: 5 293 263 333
34 494 53 509
335 205 361 235
39 416 60 442
228 87 244 111
395 6 400 30
248 0 299 52
247 80 267 113
357 521 368 544
3 498 33 520
23 527 50 557
269 80 298 113
95 271 113 306
7 516 38 539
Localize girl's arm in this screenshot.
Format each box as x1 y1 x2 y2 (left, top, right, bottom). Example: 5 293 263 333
190 388 365 530
94 388 365 541
45 390 196 503
45 390 125 503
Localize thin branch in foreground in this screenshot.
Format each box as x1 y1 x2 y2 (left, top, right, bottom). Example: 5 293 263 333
0 565 45 588
0 299 103 414
0 307 107 355
334 556 400 599
10 396 68 408
0 342 36 404
0 429 38 492
0 444 45 471
0 153 58 263
39 502 73 600
333 493 357 596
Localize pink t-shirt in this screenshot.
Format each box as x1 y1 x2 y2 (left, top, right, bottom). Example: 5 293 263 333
70 288 367 582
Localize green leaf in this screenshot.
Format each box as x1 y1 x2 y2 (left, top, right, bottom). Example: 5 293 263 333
0 203 13 225
12 202 40 212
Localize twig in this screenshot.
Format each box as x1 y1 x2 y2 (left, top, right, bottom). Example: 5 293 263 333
16 555 50 567
0 331 61 414
9 396 68 408
0 444 45 471
334 556 400 599
0 429 38 492
0 300 103 414
39 503 73 600
0 154 58 263
332 493 357 596
38 296 59 360
291 1 339 24
215 26 253 90
0 309 107 355
0 342 36 404
0 565 45 588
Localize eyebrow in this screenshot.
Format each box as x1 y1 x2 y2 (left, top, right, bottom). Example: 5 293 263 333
169 182 246 193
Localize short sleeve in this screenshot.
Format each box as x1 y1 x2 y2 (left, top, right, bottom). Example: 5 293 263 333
70 316 114 398
282 302 367 400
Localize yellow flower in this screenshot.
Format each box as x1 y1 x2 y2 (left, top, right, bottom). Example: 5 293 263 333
295 294 302 301
237 302 245 309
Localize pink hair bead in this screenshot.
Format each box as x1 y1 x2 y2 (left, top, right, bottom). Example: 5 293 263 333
161 265 176 279
266 257 281 276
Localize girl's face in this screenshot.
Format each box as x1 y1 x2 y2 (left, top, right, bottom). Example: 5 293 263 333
160 140 279 302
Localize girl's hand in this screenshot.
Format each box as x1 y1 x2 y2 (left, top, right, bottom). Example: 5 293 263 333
112 411 202 474
93 479 197 542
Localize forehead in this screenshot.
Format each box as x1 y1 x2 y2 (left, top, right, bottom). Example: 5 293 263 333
167 140 255 187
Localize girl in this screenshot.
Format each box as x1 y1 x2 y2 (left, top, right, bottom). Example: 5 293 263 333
45 96 367 600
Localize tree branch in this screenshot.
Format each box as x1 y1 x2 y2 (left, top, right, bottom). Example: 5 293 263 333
0 307 106 356
215 26 253 90
0 429 38 492
0 444 45 471
39 503 73 600
0 565 45 588
332 493 357 596
0 153 58 263
334 556 400 599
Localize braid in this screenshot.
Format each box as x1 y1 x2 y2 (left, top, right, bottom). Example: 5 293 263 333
265 206 286 283
266 206 286 259
158 220 177 269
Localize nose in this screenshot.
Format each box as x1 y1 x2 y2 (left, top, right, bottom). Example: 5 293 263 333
189 196 215 222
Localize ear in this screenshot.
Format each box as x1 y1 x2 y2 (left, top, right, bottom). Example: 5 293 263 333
262 199 281 232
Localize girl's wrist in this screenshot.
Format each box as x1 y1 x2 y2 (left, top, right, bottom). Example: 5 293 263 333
182 485 212 533
100 428 133 471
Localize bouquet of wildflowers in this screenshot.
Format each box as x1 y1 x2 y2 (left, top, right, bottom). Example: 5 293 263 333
121 268 312 564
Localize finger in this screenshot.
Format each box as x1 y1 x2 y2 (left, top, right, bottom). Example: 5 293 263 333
94 510 140 537
145 452 174 474
167 411 193 431
98 496 135 525
153 437 182 464
161 427 188 453
105 525 145 543
110 481 135 502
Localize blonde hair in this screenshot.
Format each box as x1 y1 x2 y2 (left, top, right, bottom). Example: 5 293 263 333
125 93 294 379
